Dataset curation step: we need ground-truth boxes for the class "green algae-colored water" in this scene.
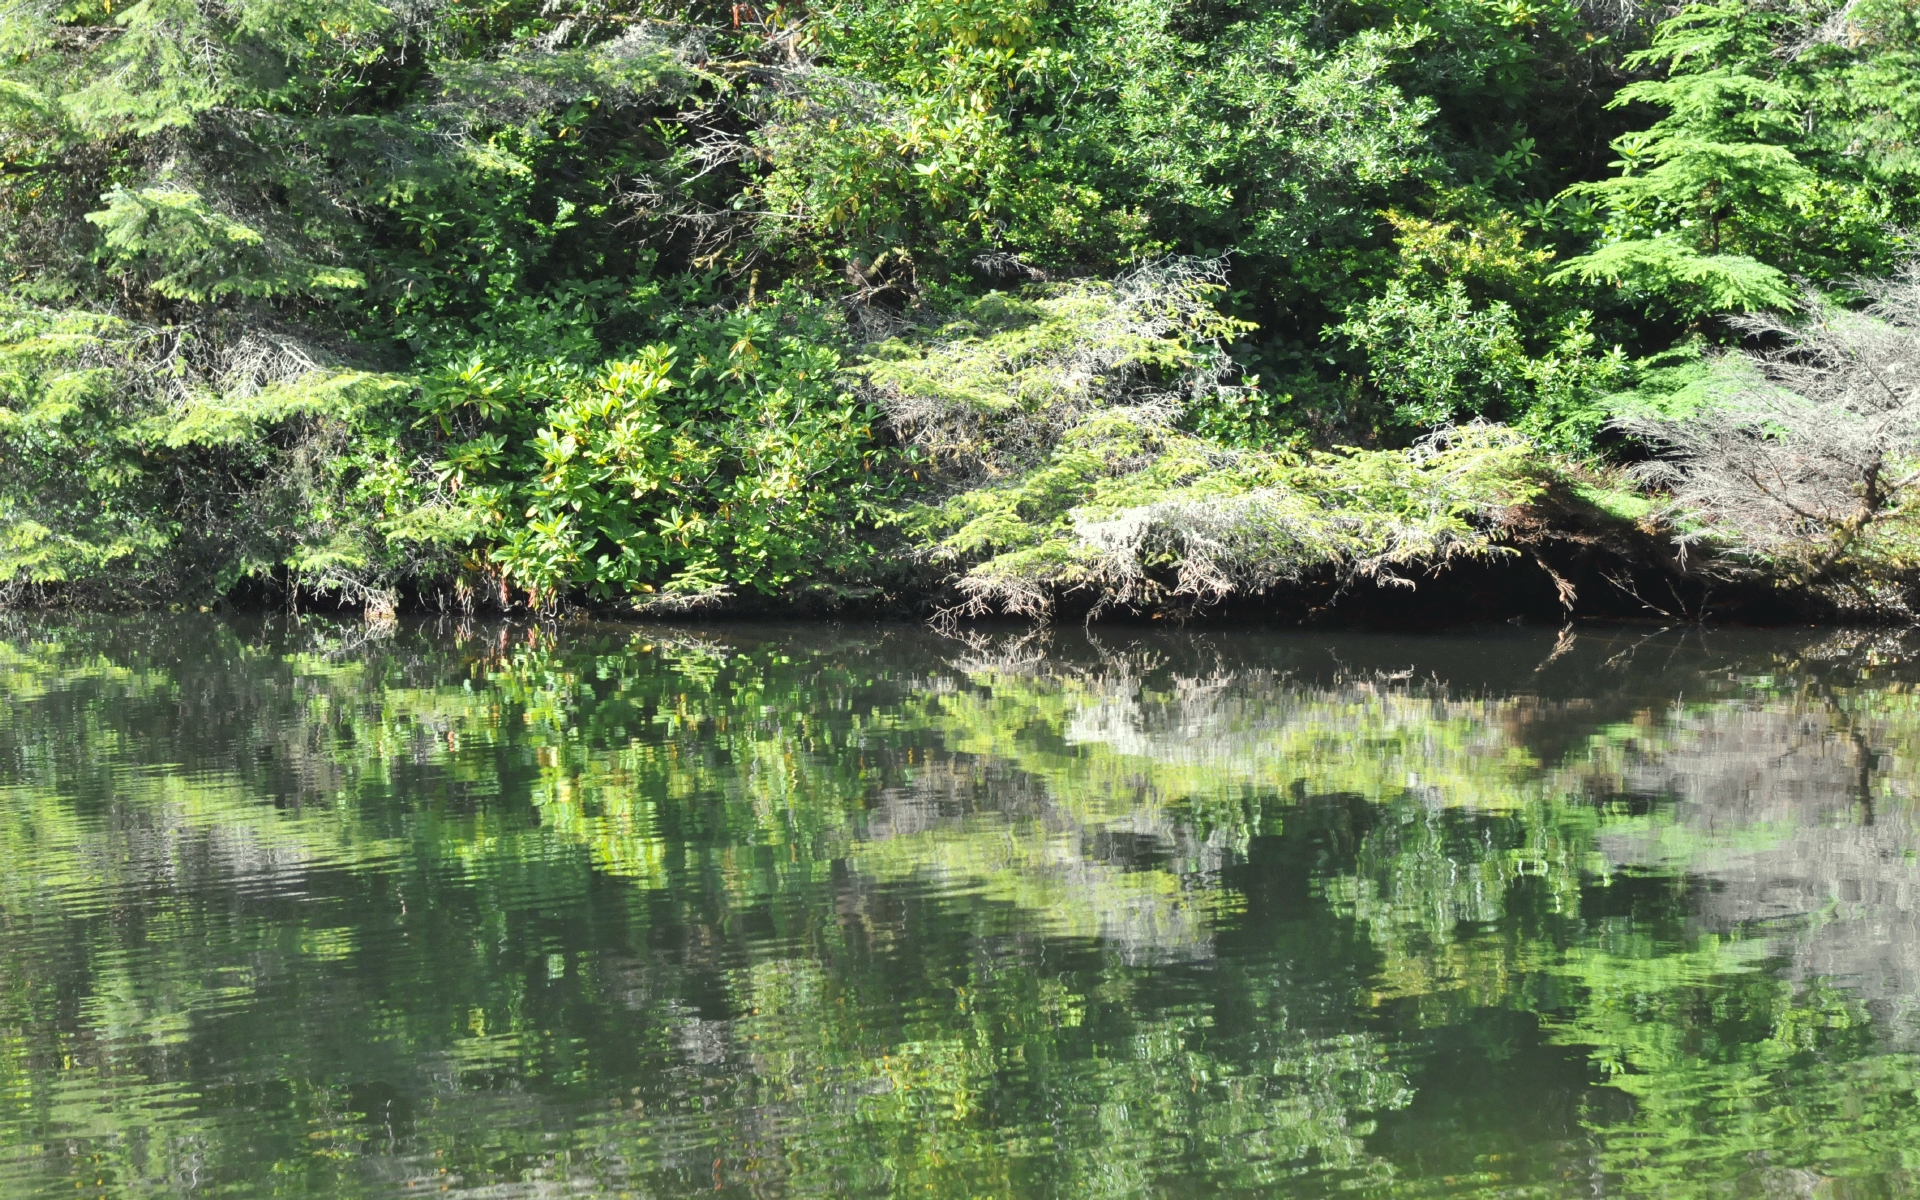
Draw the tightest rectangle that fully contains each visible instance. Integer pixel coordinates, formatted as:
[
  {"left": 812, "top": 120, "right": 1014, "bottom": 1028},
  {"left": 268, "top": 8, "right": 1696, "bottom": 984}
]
[{"left": 3, "top": 615, "right": 1919, "bottom": 1199}]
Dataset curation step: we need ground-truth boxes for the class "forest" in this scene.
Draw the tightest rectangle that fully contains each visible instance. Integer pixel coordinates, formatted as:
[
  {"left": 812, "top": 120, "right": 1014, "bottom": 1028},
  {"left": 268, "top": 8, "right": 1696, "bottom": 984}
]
[{"left": 4, "top": 0, "right": 1920, "bottom": 620}]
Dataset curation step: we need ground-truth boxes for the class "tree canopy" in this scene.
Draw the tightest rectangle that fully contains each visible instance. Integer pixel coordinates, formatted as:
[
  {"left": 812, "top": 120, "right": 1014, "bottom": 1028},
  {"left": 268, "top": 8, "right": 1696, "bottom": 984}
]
[{"left": 4, "top": 0, "right": 1920, "bottom": 616}]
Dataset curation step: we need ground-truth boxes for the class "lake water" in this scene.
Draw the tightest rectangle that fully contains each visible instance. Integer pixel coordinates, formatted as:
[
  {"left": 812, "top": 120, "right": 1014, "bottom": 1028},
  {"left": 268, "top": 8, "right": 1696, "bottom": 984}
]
[{"left": 2, "top": 615, "right": 1919, "bottom": 1199}]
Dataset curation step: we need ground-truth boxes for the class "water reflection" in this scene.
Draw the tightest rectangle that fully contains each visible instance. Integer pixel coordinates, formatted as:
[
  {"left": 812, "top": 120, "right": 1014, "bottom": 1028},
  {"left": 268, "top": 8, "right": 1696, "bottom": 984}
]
[{"left": 1, "top": 616, "right": 1918, "bottom": 1197}]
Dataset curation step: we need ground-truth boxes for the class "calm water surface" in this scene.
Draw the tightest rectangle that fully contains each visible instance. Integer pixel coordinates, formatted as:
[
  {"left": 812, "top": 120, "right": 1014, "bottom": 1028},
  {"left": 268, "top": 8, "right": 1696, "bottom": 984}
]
[{"left": 3, "top": 615, "right": 1919, "bottom": 1198}]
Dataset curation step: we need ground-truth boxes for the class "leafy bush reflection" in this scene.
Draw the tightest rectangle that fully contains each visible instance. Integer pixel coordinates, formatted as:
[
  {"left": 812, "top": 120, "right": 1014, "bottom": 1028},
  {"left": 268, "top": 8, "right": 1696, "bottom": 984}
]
[{"left": 3, "top": 619, "right": 1920, "bottom": 1196}]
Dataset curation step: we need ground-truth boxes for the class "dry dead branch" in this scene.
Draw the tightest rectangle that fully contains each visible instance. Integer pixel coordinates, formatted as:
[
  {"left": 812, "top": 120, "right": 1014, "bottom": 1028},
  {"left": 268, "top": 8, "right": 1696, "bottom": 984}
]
[{"left": 1619, "top": 264, "right": 1920, "bottom": 610}]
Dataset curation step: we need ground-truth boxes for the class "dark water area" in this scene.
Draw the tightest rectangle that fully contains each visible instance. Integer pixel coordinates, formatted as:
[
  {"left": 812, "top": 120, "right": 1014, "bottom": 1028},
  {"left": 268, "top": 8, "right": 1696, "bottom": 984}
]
[{"left": 2, "top": 615, "right": 1919, "bottom": 1199}]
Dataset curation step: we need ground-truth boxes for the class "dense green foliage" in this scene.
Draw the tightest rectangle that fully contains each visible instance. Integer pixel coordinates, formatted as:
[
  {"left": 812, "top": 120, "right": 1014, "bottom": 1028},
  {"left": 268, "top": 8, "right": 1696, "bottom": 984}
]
[{"left": 3, "top": 0, "right": 1920, "bottom": 613}]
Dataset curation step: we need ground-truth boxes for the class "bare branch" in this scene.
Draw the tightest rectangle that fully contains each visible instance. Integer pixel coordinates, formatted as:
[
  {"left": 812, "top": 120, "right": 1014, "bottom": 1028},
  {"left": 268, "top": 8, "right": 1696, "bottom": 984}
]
[{"left": 1618, "top": 264, "right": 1920, "bottom": 611}]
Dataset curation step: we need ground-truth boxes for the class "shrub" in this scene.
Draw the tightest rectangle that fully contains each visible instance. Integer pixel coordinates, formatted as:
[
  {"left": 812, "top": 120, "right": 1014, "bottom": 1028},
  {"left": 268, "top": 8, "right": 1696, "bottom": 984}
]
[{"left": 1620, "top": 266, "right": 1920, "bottom": 610}]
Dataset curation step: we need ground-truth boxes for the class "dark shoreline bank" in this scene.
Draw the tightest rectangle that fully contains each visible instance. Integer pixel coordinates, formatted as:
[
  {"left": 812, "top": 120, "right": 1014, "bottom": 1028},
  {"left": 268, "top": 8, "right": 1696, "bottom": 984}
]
[{"left": 0, "top": 555, "right": 1870, "bottom": 631}]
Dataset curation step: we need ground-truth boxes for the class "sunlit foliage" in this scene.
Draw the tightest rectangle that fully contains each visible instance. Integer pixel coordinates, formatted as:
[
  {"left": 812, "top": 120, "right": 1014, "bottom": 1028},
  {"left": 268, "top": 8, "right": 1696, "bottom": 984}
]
[{"left": 2, "top": 0, "right": 1920, "bottom": 614}]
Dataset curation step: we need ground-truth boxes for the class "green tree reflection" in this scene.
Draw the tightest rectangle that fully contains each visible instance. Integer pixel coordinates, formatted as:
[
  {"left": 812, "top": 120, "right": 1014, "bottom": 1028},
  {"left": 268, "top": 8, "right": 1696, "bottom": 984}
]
[{"left": 1, "top": 618, "right": 1918, "bottom": 1197}]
